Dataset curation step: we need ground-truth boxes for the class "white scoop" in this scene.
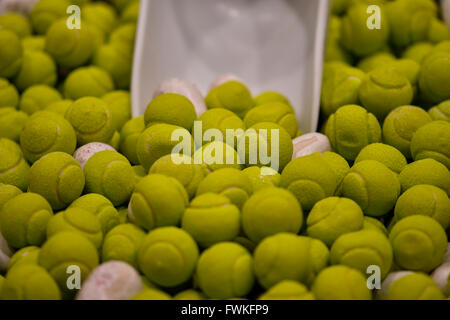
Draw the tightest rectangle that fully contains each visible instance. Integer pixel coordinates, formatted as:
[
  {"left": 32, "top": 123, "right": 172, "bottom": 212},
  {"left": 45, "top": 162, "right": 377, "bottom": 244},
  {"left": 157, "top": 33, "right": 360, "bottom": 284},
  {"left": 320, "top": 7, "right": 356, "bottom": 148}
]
[{"left": 131, "top": 0, "right": 330, "bottom": 133}]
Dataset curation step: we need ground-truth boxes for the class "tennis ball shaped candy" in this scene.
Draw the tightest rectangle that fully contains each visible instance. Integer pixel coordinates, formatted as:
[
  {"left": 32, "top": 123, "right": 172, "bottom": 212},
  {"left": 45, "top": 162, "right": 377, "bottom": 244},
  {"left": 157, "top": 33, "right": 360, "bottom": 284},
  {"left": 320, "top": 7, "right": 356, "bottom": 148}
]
[
  {"left": 402, "top": 42, "right": 434, "bottom": 64},
  {"left": 144, "top": 93, "right": 197, "bottom": 131},
  {"left": 14, "top": 49, "right": 57, "bottom": 91},
  {"left": 280, "top": 154, "right": 337, "bottom": 212},
  {"left": 46, "top": 208, "right": 103, "bottom": 249},
  {"left": 0, "top": 192, "right": 53, "bottom": 248},
  {"left": 28, "top": 152, "right": 85, "bottom": 210},
  {"left": 120, "top": 0, "right": 140, "bottom": 24},
  {"left": 390, "top": 215, "right": 447, "bottom": 272},
  {"left": 19, "top": 85, "right": 62, "bottom": 115},
  {"left": 359, "top": 67, "right": 414, "bottom": 120},
  {"left": 196, "top": 242, "right": 254, "bottom": 299},
  {"left": 355, "top": 143, "right": 408, "bottom": 174},
  {"left": 330, "top": 230, "right": 393, "bottom": 279},
  {"left": 73, "top": 142, "right": 116, "bottom": 169},
  {"left": 150, "top": 154, "right": 206, "bottom": 199},
  {"left": 182, "top": 193, "right": 240, "bottom": 248},
  {"left": 356, "top": 52, "right": 396, "bottom": 73},
  {"left": 102, "top": 223, "right": 146, "bottom": 269},
  {"left": 0, "top": 13, "right": 32, "bottom": 38},
  {"left": 428, "top": 100, "right": 450, "bottom": 121},
  {"left": 136, "top": 123, "right": 194, "bottom": 171},
  {"left": 43, "top": 99, "right": 73, "bottom": 117},
  {"left": 340, "top": 3, "right": 389, "bottom": 57},
  {"left": 197, "top": 108, "right": 245, "bottom": 145},
  {"left": 84, "top": 151, "right": 135, "bottom": 206},
  {"left": 315, "top": 151, "right": 350, "bottom": 186},
  {"left": 0, "top": 108, "right": 28, "bottom": 142},
  {"left": 382, "top": 106, "right": 432, "bottom": 159},
  {"left": 193, "top": 141, "right": 242, "bottom": 172},
  {"left": 306, "top": 197, "right": 364, "bottom": 247},
  {"left": 21, "top": 36, "right": 45, "bottom": 52},
  {"left": 45, "top": 19, "right": 97, "bottom": 69},
  {"left": 399, "top": 159, "right": 450, "bottom": 195},
  {"left": 7, "top": 246, "right": 40, "bottom": 271},
  {"left": 325, "top": 104, "right": 381, "bottom": 161},
  {"left": 0, "top": 29, "right": 23, "bottom": 79},
  {"left": 102, "top": 91, "right": 131, "bottom": 131},
  {"left": 363, "top": 216, "right": 388, "bottom": 235},
  {"left": 339, "top": 160, "right": 400, "bottom": 217},
  {"left": 120, "top": 116, "right": 145, "bottom": 165},
  {"left": 132, "top": 288, "right": 172, "bottom": 300},
  {"left": 419, "top": 52, "right": 450, "bottom": 103},
  {"left": 69, "top": 194, "right": 120, "bottom": 234},
  {"left": 129, "top": 174, "right": 188, "bottom": 230},
  {"left": 320, "top": 64, "right": 365, "bottom": 116},
  {"left": 63, "top": 67, "right": 115, "bottom": 100},
  {"left": 0, "top": 183, "right": 22, "bottom": 210},
  {"left": 242, "top": 166, "right": 280, "bottom": 192},
  {"left": 258, "top": 280, "right": 314, "bottom": 300},
  {"left": 312, "top": 265, "right": 371, "bottom": 300},
  {"left": 65, "top": 97, "right": 115, "bottom": 146},
  {"left": 411, "top": 121, "right": 450, "bottom": 170},
  {"left": 38, "top": 231, "right": 99, "bottom": 296},
  {"left": 29, "top": 0, "right": 70, "bottom": 35},
  {"left": 82, "top": 2, "right": 118, "bottom": 36},
  {"left": 243, "top": 102, "right": 298, "bottom": 138},
  {"left": 427, "top": 18, "right": 450, "bottom": 44},
  {"left": 383, "top": 272, "right": 446, "bottom": 300},
  {"left": 0, "top": 78, "right": 19, "bottom": 108},
  {"left": 205, "top": 80, "right": 255, "bottom": 118},
  {"left": 110, "top": 23, "right": 136, "bottom": 47},
  {"left": 0, "top": 264, "right": 61, "bottom": 300},
  {"left": 242, "top": 188, "right": 303, "bottom": 243},
  {"left": 394, "top": 185, "right": 450, "bottom": 229},
  {"left": 138, "top": 227, "right": 199, "bottom": 288},
  {"left": 254, "top": 91, "right": 292, "bottom": 108},
  {"left": 0, "top": 138, "right": 30, "bottom": 191},
  {"left": 196, "top": 168, "right": 252, "bottom": 209},
  {"left": 174, "top": 289, "right": 206, "bottom": 300}
]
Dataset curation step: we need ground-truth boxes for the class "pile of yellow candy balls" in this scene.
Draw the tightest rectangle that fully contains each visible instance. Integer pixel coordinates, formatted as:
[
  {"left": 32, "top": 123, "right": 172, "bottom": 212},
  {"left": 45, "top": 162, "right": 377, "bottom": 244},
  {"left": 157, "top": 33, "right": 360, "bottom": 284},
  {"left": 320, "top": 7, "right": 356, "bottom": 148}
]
[{"left": 0, "top": 0, "right": 449, "bottom": 300}]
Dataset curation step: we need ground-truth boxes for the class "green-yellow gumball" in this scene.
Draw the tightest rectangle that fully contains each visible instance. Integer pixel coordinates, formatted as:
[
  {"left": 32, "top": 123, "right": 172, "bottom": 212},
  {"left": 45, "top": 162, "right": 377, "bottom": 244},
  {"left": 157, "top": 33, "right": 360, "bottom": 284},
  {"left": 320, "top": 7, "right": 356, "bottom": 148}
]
[
  {"left": 312, "top": 265, "right": 371, "bottom": 300},
  {"left": 398, "top": 159, "right": 450, "bottom": 195},
  {"left": 0, "top": 138, "right": 30, "bottom": 191},
  {"left": 149, "top": 154, "right": 206, "bottom": 199},
  {"left": 0, "top": 192, "right": 53, "bottom": 249},
  {"left": 63, "top": 66, "right": 115, "bottom": 100},
  {"left": 382, "top": 106, "right": 432, "bottom": 159},
  {"left": 69, "top": 193, "right": 120, "bottom": 234},
  {"left": 83, "top": 150, "right": 135, "bottom": 206},
  {"left": 339, "top": 160, "right": 400, "bottom": 217},
  {"left": 119, "top": 116, "right": 145, "bottom": 165},
  {"left": 242, "top": 187, "right": 303, "bottom": 243},
  {"left": 330, "top": 229, "right": 393, "bottom": 279},
  {"left": 410, "top": 121, "right": 450, "bottom": 170},
  {"left": 14, "top": 49, "right": 57, "bottom": 91},
  {"left": 38, "top": 231, "right": 99, "bottom": 296},
  {"left": 30, "top": 0, "right": 70, "bottom": 35},
  {"left": 205, "top": 81, "right": 255, "bottom": 118},
  {"left": 136, "top": 123, "right": 194, "bottom": 171},
  {"left": 0, "top": 77, "right": 19, "bottom": 108},
  {"left": 383, "top": 272, "right": 446, "bottom": 300},
  {"left": 46, "top": 208, "right": 103, "bottom": 249},
  {"left": 355, "top": 143, "right": 407, "bottom": 174},
  {"left": 144, "top": 93, "right": 197, "bottom": 131},
  {"left": 394, "top": 184, "right": 450, "bottom": 229},
  {"left": 28, "top": 152, "right": 85, "bottom": 210},
  {"left": 0, "top": 264, "right": 61, "bottom": 300},
  {"left": 102, "top": 91, "right": 131, "bottom": 131},
  {"left": 306, "top": 197, "right": 364, "bottom": 247},
  {"left": 280, "top": 154, "right": 337, "bottom": 212},
  {"left": 128, "top": 174, "right": 188, "bottom": 230},
  {"left": 389, "top": 215, "right": 447, "bottom": 272},
  {"left": 20, "top": 111, "right": 76, "bottom": 163},
  {"left": 19, "top": 85, "right": 62, "bottom": 115},
  {"left": 196, "top": 242, "right": 254, "bottom": 299},
  {"left": 428, "top": 100, "right": 450, "bottom": 121},
  {"left": 137, "top": 227, "right": 199, "bottom": 288},
  {"left": 0, "top": 183, "right": 22, "bottom": 210},
  {"left": 258, "top": 280, "right": 314, "bottom": 300},
  {"left": 0, "top": 28, "right": 23, "bottom": 79},
  {"left": 0, "top": 108, "right": 28, "bottom": 142},
  {"left": 197, "top": 108, "right": 245, "bottom": 145},
  {"left": 65, "top": 97, "right": 115, "bottom": 145},
  {"left": 196, "top": 168, "right": 252, "bottom": 209},
  {"left": 182, "top": 193, "right": 240, "bottom": 248},
  {"left": 102, "top": 223, "right": 146, "bottom": 269},
  {"left": 325, "top": 104, "right": 381, "bottom": 161},
  {"left": 419, "top": 52, "right": 450, "bottom": 103},
  {"left": 359, "top": 67, "right": 414, "bottom": 120},
  {"left": 193, "top": 141, "right": 242, "bottom": 172}
]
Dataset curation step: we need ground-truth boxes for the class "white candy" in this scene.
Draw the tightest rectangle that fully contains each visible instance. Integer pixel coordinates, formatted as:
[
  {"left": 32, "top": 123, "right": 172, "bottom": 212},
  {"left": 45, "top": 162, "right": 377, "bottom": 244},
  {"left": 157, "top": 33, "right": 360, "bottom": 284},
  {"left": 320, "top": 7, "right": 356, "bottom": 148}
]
[
  {"left": 0, "top": 0, "right": 38, "bottom": 15},
  {"left": 292, "top": 133, "right": 331, "bottom": 159},
  {"left": 76, "top": 261, "right": 142, "bottom": 300},
  {"left": 73, "top": 142, "right": 116, "bottom": 169},
  {"left": 208, "top": 74, "right": 243, "bottom": 91},
  {"left": 432, "top": 262, "right": 450, "bottom": 292},
  {"left": 444, "top": 243, "right": 450, "bottom": 263},
  {"left": 0, "top": 231, "right": 13, "bottom": 272},
  {"left": 376, "top": 271, "right": 413, "bottom": 299},
  {"left": 153, "top": 78, "right": 207, "bottom": 117}
]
